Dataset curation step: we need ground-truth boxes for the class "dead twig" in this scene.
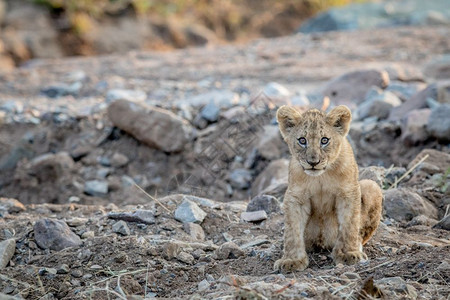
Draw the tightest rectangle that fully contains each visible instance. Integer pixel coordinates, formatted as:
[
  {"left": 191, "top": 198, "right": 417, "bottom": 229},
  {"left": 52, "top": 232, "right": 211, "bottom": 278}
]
[
  {"left": 134, "top": 183, "right": 171, "bottom": 213},
  {"left": 388, "top": 154, "right": 429, "bottom": 189},
  {"left": 275, "top": 279, "right": 296, "bottom": 293}
]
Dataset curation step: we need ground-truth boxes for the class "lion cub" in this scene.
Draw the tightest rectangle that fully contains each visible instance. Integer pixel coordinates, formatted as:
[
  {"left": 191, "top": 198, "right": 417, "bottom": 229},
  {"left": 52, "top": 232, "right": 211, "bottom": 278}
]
[{"left": 274, "top": 105, "right": 382, "bottom": 272}]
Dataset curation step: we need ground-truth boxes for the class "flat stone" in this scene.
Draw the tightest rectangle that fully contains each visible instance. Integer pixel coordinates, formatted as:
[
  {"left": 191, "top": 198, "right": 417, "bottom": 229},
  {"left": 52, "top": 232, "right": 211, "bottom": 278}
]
[
  {"left": 0, "top": 239, "right": 15, "bottom": 269},
  {"left": 241, "top": 210, "right": 268, "bottom": 222},
  {"left": 110, "top": 152, "right": 129, "bottom": 167},
  {"left": 389, "top": 84, "right": 437, "bottom": 121},
  {"left": 112, "top": 220, "right": 130, "bottom": 236},
  {"left": 34, "top": 219, "right": 82, "bottom": 251},
  {"left": 108, "top": 210, "right": 155, "bottom": 225},
  {"left": 198, "top": 279, "right": 210, "bottom": 292},
  {"left": 84, "top": 180, "right": 108, "bottom": 197},
  {"left": 174, "top": 200, "right": 207, "bottom": 224}
]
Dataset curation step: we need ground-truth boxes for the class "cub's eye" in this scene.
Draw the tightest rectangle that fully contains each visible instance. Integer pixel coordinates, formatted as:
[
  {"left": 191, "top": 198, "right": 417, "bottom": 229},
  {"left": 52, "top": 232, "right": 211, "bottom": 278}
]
[
  {"left": 298, "top": 137, "right": 307, "bottom": 147},
  {"left": 321, "top": 137, "right": 329, "bottom": 145}
]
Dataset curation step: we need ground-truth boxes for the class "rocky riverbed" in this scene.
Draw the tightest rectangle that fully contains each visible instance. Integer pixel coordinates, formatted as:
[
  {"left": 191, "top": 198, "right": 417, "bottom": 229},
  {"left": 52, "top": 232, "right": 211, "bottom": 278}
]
[{"left": 0, "top": 25, "right": 449, "bottom": 299}]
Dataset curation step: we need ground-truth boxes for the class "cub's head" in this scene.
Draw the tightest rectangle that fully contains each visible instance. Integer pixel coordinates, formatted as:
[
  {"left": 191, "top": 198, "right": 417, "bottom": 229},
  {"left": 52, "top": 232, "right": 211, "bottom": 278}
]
[{"left": 276, "top": 105, "right": 352, "bottom": 177}]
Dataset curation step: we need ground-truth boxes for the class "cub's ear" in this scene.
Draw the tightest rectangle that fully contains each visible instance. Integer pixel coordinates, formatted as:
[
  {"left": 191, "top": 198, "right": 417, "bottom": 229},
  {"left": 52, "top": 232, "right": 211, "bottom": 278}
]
[
  {"left": 326, "top": 105, "right": 352, "bottom": 136},
  {"left": 276, "top": 105, "right": 301, "bottom": 138}
]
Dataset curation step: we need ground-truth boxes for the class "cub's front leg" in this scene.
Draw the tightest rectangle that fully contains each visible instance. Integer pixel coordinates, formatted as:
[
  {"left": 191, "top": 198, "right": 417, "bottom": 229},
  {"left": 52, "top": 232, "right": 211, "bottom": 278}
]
[
  {"left": 332, "top": 188, "right": 368, "bottom": 265},
  {"left": 274, "top": 193, "right": 311, "bottom": 272}
]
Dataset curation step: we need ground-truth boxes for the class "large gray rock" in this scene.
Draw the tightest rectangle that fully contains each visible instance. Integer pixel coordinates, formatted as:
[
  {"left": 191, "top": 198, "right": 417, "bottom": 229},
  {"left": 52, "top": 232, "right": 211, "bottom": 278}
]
[
  {"left": 34, "top": 219, "right": 82, "bottom": 251},
  {"left": 427, "top": 104, "right": 450, "bottom": 142},
  {"left": 401, "top": 108, "right": 431, "bottom": 145},
  {"left": 174, "top": 200, "right": 207, "bottom": 224},
  {"left": 0, "top": 239, "right": 15, "bottom": 269},
  {"left": 433, "top": 215, "right": 450, "bottom": 231},
  {"left": 357, "top": 88, "right": 401, "bottom": 120},
  {"left": 383, "top": 189, "right": 438, "bottom": 222},
  {"left": 254, "top": 125, "right": 285, "bottom": 160},
  {"left": 407, "top": 149, "right": 450, "bottom": 174},
  {"left": 108, "top": 100, "right": 193, "bottom": 152},
  {"left": 389, "top": 84, "right": 437, "bottom": 121},
  {"left": 321, "top": 69, "right": 390, "bottom": 109}
]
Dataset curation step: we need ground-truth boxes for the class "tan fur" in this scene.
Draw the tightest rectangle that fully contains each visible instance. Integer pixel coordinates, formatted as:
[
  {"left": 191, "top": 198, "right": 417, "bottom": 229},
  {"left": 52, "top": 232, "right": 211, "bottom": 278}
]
[{"left": 274, "top": 105, "right": 382, "bottom": 272}]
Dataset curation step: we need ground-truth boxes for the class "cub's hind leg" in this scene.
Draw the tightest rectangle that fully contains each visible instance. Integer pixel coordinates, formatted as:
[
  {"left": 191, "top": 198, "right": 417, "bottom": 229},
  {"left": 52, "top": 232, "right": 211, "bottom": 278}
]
[{"left": 359, "top": 179, "right": 383, "bottom": 245}]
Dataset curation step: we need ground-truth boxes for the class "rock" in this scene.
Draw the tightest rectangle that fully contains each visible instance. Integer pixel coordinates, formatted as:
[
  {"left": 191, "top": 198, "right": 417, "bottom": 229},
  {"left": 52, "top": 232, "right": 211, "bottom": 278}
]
[
  {"left": 183, "top": 223, "right": 205, "bottom": 241},
  {"left": 401, "top": 108, "right": 431, "bottom": 145},
  {"left": 241, "top": 210, "right": 268, "bottom": 222},
  {"left": 359, "top": 166, "right": 386, "bottom": 187},
  {"left": 408, "top": 149, "right": 450, "bottom": 174},
  {"left": 174, "top": 200, "right": 207, "bottom": 224},
  {"left": 343, "top": 272, "right": 361, "bottom": 280},
  {"left": 84, "top": 180, "right": 108, "bottom": 197},
  {"left": 108, "top": 100, "right": 193, "bottom": 152},
  {"left": 105, "top": 89, "right": 147, "bottom": 103},
  {"left": 321, "top": 69, "right": 390, "bottom": 109},
  {"left": 0, "top": 239, "right": 15, "bottom": 269},
  {"left": 254, "top": 125, "right": 285, "bottom": 160},
  {"left": 108, "top": 210, "right": 156, "bottom": 225},
  {"left": 246, "top": 195, "right": 280, "bottom": 215},
  {"left": 423, "top": 55, "right": 450, "bottom": 80},
  {"left": 407, "top": 215, "right": 439, "bottom": 227},
  {"left": 27, "top": 152, "right": 75, "bottom": 182},
  {"left": 34, "top": 219, "right": 82, "bottom": 251},
  {"left": 198, "top": 279, "right": 210, "bottom": 292},
  {"left": 41, "top": 82, "right": 81, "bottom": 98},
  {"left": 65, "top": 217, "right": 88, "bottom": 227},
  {"left": 200, "top": 102, "right": 220, "bottom": 122},
  {"left": 0, "top": 198, "right": 26, "bottom": 214},
  {"left": 262, "top": 82, "right": 290, "bottom": 99},
  {"left": 389, "top": 84, "right": 437, "bottom": 121},
  {"left": 251, "top": 159, "right": 289, "bottom": 198},
  {"left": 177, "top": 251, "right": 194, "bottom": 264},
  {"left": 357, "top": 88, "right": 402, "bottom": 120},
  {"left": 110, "top": 152, "right": 129, "bottom": 168},
  {"left": 437, "top": 81, "right": 450, "bottom": 104},
  {"left": 112, "top": 220, "right": 131, "bottom": 236},
  {"left": 383, "top": 189, "right": 438, "bottom": 222},
  {"left": 57, "top": 264, "right": 70, "bottom": 274},
  {"left": 433, "top": 215, "right": 450, "bottom": 231},
  {"left": 376, "top": 277, "right": 417, "bottom": 299},
  {"left": 427, "top": 104, "right": 450, "bottom": 142},
  {"left": 386, "top": 81, "right": 426, "bottom": 101},
  {"left": 215, "top": 242, "right": 245, "bottom": 259},
  {"left": 228, "top": 169, "right": 252, "bottom": 190}
]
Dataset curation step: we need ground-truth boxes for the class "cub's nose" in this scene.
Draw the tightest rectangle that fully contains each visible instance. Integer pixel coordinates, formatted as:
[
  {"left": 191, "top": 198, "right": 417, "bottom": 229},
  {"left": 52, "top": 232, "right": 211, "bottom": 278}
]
[{"left": 307, "top": 160, "right": 320, "bottom": 167}]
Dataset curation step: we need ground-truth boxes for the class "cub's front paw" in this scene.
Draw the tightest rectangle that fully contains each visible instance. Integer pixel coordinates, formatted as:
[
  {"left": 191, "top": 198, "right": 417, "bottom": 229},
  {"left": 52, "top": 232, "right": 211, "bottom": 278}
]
[
  {"left": 333, "top": 251, "right": 368, "bottom": 265},
  {"left": 274, "top": 256, "right": 309, "bottom": 272}
]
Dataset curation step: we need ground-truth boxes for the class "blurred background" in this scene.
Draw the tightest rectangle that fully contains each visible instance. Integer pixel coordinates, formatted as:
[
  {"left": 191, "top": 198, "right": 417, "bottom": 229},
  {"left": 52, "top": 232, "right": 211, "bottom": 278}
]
[{"left": 1, "top": 0, "right": 448, "bottom": 71}]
